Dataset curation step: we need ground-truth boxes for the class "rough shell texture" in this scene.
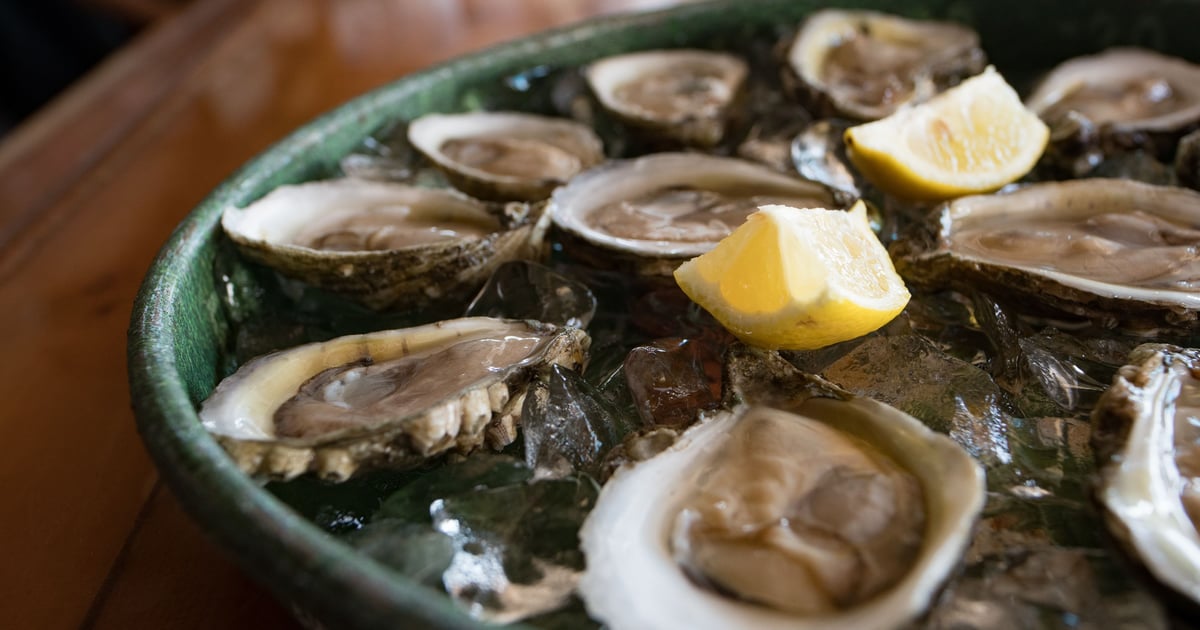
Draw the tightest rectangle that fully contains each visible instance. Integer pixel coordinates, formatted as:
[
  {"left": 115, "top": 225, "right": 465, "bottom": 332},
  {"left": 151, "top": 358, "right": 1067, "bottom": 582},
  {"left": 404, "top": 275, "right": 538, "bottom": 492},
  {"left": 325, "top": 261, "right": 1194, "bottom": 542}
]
[
  {"left": 407, "top": 111, "right": 605, "bottom": 201},
  {"left": 578, "top": 345, "right": 985, "bottom": 630},
  {"left": 221, "top": 179, "right": 547, "bottom": 310},
  {"left": 1092, "top": 344, "right": 1200, "bottom": 610},
  {"left": 199, "top": 317, "right": 589, "bottom": 481},
  {"left": 893, "top": 179, "right": 1200, "bottom": 331}
]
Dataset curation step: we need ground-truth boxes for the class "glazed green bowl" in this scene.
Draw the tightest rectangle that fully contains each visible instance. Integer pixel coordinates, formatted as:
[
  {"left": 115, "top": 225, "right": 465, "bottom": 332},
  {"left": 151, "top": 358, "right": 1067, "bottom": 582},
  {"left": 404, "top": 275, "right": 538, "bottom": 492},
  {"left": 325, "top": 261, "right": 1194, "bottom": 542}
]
[{"left": 128, "top": 0, "right": 1200, "bottom": 628}]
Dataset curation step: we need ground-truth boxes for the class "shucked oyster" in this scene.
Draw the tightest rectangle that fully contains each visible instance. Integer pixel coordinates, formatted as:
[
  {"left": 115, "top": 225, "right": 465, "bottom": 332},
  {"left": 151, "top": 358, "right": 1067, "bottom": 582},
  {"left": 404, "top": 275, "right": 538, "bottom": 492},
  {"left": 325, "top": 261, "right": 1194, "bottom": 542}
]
[
  {"left": 549, "top": 153, "right": 841, "bottom": 276},
  {"left": 1028, "top": 48, "right": 1200, "bottom": 172},
  {"left": 785, "top": 9, "right": 985, "bottom": 121},
  {"left": 408, "top": 111, "right": 604, "bottom": 201},
  {"left": 221, "top": 179, "right": 545, "bottom": 310},
  {"left": 1092, "top": 344, "right": 1200, "bottom": 608},
  {"left": 894, "top": 179, "right": 1200, "bottom": 330},
  {"left": 579, "top": 351, "right": 985, "bottom": 629},
  {"left": 199, "top": 317, "right": 588, "bottom": 481},
  {"left": 585, "top": 49, "right": 749, "bottom": 147}
]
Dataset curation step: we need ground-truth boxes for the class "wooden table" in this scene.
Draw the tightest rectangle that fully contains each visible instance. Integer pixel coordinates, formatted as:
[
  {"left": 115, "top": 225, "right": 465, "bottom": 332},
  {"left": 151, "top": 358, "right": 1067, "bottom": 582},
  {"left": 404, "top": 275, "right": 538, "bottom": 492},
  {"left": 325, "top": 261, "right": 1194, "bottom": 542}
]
[{"left": 0, "top": 1, "right": 691, "bottom": 627}]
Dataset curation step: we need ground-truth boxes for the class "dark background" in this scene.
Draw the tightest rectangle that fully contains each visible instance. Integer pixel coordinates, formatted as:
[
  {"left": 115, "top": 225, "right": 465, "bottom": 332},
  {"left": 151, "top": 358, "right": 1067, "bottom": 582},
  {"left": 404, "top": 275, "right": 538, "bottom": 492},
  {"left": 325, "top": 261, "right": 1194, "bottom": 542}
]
[{"left": 0, "top": 0, "right": 187, "bottom": 136}]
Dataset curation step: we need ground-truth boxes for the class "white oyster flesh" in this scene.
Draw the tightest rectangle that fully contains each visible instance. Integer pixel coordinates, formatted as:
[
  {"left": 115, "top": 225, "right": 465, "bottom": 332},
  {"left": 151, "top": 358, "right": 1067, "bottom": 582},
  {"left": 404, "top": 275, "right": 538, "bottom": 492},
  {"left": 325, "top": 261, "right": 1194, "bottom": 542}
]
[
  {"left": 1027, "top": 48, "right": 1200, "bottom": 133},
  {"left": 579, "top": 402, "right": 985, "bottom": 630},
  {"left": 937, "top": 179, "right": 1200, "bottom": 308},
  {"left": 1095, "top": 345, "right": 1200, "bottom": 605},
  {"left": 550, "top": 153, "right": 839, "bottom": 259}
]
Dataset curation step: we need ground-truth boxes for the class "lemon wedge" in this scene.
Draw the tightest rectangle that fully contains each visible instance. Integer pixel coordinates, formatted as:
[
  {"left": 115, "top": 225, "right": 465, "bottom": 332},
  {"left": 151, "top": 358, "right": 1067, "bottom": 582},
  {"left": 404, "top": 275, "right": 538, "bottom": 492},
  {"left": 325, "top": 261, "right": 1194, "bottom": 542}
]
[
  {"left": 673, "top": 202, "right": 909, "bottom": 350},
  {"left": 844, "top": 66, "right": 1049, "bottom": 201}
]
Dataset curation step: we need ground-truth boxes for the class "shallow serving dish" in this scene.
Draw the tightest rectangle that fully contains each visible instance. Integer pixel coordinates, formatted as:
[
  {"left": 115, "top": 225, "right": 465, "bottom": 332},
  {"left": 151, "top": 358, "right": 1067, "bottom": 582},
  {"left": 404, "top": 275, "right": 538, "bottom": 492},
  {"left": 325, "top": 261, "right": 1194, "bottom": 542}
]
[{"left": 128, "top": 0, "right": 1200, "bottom": 628}]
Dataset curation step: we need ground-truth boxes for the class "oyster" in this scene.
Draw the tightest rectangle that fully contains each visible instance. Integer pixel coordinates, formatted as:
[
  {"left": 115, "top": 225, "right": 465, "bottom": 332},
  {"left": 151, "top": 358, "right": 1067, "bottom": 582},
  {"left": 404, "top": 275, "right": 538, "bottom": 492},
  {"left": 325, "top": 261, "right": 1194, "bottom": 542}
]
[
  {"left": 785, "top": 9, "right": 985, "bottom": 121},
  {"left": 199, "top": 317, "right": 588, "bottom": 481},
  {"left": 894, "top": 179, "right": 1200, "bottom": 330},
  {"left": 407, "top": 111, "right": 604, "bottom": 201},
  {"left": 1092, "top": 344, "right": 1200, "bottom": 608},
  {"left": 549, "top": 152, "right": 842, "bottom": 276},
  {"left": 584, "top": 49, "right": 749, "bottom": 147},
  {"left": 1028, "top": 48, "right": 1200, "bottom": 171},
  {"left": 221, "top": 179, "right": 545, "bottom": 310},
  {"left": 579, "top": 350, "right": 985, "bottom": 629}
]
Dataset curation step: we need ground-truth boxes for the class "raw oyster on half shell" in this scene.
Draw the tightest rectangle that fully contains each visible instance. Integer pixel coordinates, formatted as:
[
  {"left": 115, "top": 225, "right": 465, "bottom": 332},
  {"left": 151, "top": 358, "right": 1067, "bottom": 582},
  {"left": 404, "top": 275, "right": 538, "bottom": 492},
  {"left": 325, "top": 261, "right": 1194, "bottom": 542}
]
[
  {"left": 199, "top": 317, "right": 589, "bottom": 481},
  {"left": 1092, "top": 344, "right": 1200, "bottom": 608},
  {"left": 221, "top": 179, "right": 546, "bottom": 310},
  {"left": 584, "top": 49, "right": 749, "bottom": 147},
  {"left": 894, "top": 178, "right": 1200, "bottom": 330},
  {"left": 785, "top": 9, "right": 985, "bottom": 121},
  {"left": 1028, "top": 48, "right": 1200, "bottom": 174},
  {"left": 407, "top": 111, "right": 604, "bottom": 201},
  {"left": 549, "top": 152, "right": 842, "bottom": 276},
  {"left": 579, "top": 348, "right": 984, "bottom": 630}
]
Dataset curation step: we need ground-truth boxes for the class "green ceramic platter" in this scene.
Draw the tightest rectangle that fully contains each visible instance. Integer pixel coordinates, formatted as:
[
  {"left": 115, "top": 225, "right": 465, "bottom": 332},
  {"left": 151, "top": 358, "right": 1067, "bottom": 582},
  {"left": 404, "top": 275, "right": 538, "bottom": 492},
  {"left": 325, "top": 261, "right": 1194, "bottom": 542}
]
[{"left": 129, "top": 0, "right": 1200, "bottom": 628}]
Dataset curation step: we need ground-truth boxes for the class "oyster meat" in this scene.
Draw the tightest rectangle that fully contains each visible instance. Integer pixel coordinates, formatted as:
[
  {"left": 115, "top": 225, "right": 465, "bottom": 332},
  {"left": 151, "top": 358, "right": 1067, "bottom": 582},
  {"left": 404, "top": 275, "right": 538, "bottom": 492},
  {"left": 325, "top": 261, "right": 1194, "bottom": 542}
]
[
  {"left": 407, "top": 111, "right": 604, "bottom": 201},
  {"left": 1093, "top": 344, "right": 1200, "bottom": 607},
  {"left": 221, "top": 179, "right": 545, "bottom": 310},
  {"left": 585, "top": 49, "right": 749, "bottom": 147},
  {"left": 549, "top": 152, "right": 841, "bottom": 276},
  {"left": 894, "top": 178, "right": 1200, "bottom": 330},
  {"left": 1028, "top": 48, "right": 1200, "bottom": 169},
  {"left": 786, "top": 9, "right": 985, "bottom": 121},
  {"left": 199, "top": 317, "right": 588, "bottom": 481},
  {"left": 579, "top": 361, "right": 985, "bottom": 630}
]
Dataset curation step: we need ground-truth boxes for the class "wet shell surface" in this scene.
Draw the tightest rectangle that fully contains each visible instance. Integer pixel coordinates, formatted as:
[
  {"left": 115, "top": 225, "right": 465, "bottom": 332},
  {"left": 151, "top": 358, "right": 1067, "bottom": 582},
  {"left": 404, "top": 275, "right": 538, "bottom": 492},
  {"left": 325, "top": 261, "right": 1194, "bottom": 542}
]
[
  {"left": 894, "top": 178, "right": 1200, "bottom": 330},
  {"left": 1092, "top": 344, "right": 1200, "bottom": 608},
  {"left": 579, "top": 358, "right": 985, "bottom": 630},
  {"left": 549, "top": 152, "right": 842, "bottom": 276},
  {"left": 1028, "top": 48, "right": 1200, "bottom": 138},
  {"left": 221, "top": 179, "right": 546, "bottom": 310},
  {"left": 786, "top": 9, "right": 985, "bottom": 121},
  {"left": 199, "top": 317, "right": 589, "bottom": 481},
  {"left": 407, "top": 111, "right": 605, "bottom": 201},
  {"left": 584, "top": 49, "right": 749, "bottom": 147}
]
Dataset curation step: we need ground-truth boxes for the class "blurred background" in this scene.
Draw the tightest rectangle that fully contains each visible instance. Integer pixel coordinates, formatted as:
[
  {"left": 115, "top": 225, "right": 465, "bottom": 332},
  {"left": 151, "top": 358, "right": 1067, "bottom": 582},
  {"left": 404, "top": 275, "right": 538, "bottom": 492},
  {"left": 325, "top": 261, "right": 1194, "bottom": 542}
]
[
  {"left": 0, "top": 0, "right": 194, "bottom": 136},
  {"left": 0, "top": 0, "right": 691, "bottom": 138}
]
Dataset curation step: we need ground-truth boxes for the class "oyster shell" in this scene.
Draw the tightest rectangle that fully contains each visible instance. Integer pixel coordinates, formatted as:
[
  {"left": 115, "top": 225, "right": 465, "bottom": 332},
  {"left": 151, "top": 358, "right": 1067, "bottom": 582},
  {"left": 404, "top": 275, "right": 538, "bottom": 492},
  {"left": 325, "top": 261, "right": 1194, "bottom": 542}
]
[
  {"left": 785, "top": 9, "right": 985, "bottom": 121},
  {"left": 894, "top": 179, "right": 1200, "bottom": 330},
  {"left": 221, "top": 179, "right": 545, "bottom": 310},
  {"left": 584, "top": 49, "right": 749, "bottom": 147},
  {"left": 407, "top": 111, "right": 604, "bottom": 201},
  {"left": 199, "top": 317, "right": 588, "bottom": 481},
  {"left": 1028, "top": 48, "right": 1200, "bottom": 171},
  {"left": 549, "top": 152, "right": 842, "bottom": 276},
  {"left": 1092, "top": 344, "right": 1200, "bottom": 608},
  {"left": 579, "top": 349, "right": 985, "bottom": 629}
]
